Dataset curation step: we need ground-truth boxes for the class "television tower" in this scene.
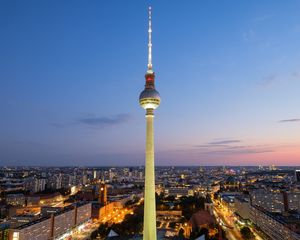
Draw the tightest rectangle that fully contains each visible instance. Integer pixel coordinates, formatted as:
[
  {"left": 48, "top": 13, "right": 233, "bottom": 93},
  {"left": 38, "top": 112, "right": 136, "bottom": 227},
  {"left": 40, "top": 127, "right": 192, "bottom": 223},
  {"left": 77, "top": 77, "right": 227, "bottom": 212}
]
[{"left": 139, "top": 6, "right": 160, "bottom": 240}]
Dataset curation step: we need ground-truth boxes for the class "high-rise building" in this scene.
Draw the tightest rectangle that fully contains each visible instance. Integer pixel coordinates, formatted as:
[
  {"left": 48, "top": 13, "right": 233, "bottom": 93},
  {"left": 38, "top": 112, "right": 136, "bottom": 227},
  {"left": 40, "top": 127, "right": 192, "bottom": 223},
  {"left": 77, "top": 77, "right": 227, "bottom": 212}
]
[
  {"left": 139, "top": 7, "right": 161, "bottom": 240},
  {"left": 295, "top": 170, "right": 300, "bottom": 183}
]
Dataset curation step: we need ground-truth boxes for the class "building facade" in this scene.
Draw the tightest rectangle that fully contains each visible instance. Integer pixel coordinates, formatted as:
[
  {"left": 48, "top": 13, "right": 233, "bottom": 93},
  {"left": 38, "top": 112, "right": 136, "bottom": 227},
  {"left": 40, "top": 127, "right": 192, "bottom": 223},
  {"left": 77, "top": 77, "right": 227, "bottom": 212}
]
[
  {"left": 249, "top": 205, "right": 300, "bottom": 240},
  {"left": 9, "top": 202, "right": 92, "bottom": 240}
]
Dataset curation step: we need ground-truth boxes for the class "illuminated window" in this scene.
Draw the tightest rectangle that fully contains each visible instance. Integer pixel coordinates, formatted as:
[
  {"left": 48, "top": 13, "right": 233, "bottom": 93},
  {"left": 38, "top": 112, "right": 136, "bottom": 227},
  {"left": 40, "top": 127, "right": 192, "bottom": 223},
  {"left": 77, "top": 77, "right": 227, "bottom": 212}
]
[{"left": 12, "top": 232, "right": 19, "bottom": 240}]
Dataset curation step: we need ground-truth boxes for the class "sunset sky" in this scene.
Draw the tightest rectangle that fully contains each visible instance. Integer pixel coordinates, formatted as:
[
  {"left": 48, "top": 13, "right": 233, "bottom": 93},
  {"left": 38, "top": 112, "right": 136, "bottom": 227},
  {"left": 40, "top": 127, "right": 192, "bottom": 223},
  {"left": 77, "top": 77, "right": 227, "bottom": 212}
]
[{"left": 1, "top": 1, "right": 300, "bottom": 166}]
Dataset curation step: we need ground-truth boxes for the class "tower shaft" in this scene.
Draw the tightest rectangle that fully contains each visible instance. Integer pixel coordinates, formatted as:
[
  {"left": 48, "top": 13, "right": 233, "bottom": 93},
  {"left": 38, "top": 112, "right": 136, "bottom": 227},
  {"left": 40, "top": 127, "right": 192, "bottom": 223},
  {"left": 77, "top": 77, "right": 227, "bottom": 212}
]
[{"left": 143, "top": 109, "right": 156, "bottom": 240}]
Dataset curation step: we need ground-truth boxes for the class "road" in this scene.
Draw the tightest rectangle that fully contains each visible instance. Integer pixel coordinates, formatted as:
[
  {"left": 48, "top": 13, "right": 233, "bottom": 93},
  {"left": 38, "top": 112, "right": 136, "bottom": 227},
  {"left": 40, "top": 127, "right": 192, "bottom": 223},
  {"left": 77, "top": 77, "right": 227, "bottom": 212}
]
[
  {"left": 212, "top": 199, "right": 264, "bottom": 240},
  {"left": 213, "top": 205, "right": 242, "bottom": 240}
]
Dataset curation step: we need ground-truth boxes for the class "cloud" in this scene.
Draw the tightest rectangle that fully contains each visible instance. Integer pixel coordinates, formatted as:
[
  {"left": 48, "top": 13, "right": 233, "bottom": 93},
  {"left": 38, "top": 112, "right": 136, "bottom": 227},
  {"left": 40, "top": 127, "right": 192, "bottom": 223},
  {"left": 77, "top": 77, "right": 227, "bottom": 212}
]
[
  {"left": 279, "top": 119, "right": 300, "bottom": 123},
  {"left": 191, "top": 145, "right": 274, "bottom": 155},
  {"left": 208, "top": 139, "right": 241, "bottom": 145},
  {"left": 50, "top": 122, "right": 70, "bottom": 128},
  {"left": 242, "top": 29, "right": 255, "bottom": 42},
  {"left": 292, "top": 72, "right": 300, "bottom": 80},
  {"left": 260, "top": 74, "right": 277, "bottom": 87},
  {"left": 201, "top": 147, "right": 274, "bottom": 155},
  {"left": 78, "top": 114, "right": 130, "bottom": 127},
  {"left": 259, "top": 70, "right": 300, "bottom": 89},
  {"left": 50, "top": 113, "right": 131, "bottom": 129},
  {"left": 253, "top": 14, "right": 273, "bottom": 23},
  {"left": 186, "top": 138, "right": 275, "bottom": 156}
]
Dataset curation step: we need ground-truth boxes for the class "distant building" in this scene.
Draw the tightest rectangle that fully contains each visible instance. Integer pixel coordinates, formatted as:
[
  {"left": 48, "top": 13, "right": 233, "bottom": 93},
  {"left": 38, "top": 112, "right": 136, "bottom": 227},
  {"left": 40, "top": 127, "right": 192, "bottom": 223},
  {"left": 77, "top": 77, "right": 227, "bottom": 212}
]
[
  {"left": 189, "top": 210, "right": 215, "bottom": 233},
  {"left": 295, "top": 170, "right": 300, "bottom": 183},
  {"left": 234, "top": 196, "right": 250, "bottom": 220},
  {"left": 6, "top": 194, "right": 25, "bottom": 207},
  {"left": 33, "top": 178, "right": 46, "bottom": 193},
  {"left": 47, "top": 174, "right": 62, "bottom": 190},
  {"left": 165, "top": 187, "right": 193, "bottom": 198},
  {"left": 287, "top": 191, "right": 300, "bottom": 211},
  {"left": 109, "top": 169, "right": 115, "bottom": 182},
  {"left": 269, "top": 165, "right": 276, "bottom": 171},
  {"left": 250, "top": 189, "right": 300, "bottom": 213},
  {"left": 0, "top": 223, "right": 10, "bottom": 240},
  {"left": 26, "top": 196, "right": 40, "bottom": 206},
  {"left": 80, "top": 186, "right": 96, "bottom": 201},
  {"left": 220, "top": 193, "right": 237, "bottom": 211},
  {"left": 204, "top": 195, "right": 214, "bottom": 215},
  {"left": 222, "top": 176, "right": 239, "bottom": 191},
  {"left": 61, "top": 174, "right": 71, "bottom": 188}
]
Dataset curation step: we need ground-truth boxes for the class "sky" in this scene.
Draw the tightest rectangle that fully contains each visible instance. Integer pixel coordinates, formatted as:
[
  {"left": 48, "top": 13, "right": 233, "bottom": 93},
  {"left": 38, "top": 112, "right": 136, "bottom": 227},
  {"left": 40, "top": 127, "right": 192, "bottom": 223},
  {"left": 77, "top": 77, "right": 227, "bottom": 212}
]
[{"left": 0, "top": 1, "right": 300, "bottom": 166}]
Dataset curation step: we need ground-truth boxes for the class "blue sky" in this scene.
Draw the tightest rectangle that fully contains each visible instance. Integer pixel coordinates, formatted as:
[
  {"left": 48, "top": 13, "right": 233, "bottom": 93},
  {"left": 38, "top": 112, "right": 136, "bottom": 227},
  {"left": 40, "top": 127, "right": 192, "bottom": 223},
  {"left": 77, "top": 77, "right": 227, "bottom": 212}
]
[{"left": 1, "top": 1, "right": 300, "bottom": 166}]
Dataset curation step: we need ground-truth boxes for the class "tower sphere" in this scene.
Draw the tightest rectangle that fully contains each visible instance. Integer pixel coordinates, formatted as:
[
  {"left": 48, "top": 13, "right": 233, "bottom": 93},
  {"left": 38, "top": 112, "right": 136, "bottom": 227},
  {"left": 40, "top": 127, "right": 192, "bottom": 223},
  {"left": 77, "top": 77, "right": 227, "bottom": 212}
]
[{"left": 139, "top": 88, "right": 160, "bottom": 109}]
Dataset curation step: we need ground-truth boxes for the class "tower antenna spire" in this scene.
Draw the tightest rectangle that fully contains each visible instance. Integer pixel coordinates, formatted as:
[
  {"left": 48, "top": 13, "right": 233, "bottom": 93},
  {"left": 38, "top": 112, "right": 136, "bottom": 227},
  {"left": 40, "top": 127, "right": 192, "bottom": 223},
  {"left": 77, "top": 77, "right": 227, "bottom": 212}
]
[{"left": 147, "top": 6, "right": 152, "bottom": 71}]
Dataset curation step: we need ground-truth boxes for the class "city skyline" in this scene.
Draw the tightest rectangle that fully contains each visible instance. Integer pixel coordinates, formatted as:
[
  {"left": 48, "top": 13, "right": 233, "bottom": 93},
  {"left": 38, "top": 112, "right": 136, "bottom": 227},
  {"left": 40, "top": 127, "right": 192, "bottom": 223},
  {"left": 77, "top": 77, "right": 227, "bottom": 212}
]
[{"left": 1, "top": 1, "right": 300, "bottom": 166}]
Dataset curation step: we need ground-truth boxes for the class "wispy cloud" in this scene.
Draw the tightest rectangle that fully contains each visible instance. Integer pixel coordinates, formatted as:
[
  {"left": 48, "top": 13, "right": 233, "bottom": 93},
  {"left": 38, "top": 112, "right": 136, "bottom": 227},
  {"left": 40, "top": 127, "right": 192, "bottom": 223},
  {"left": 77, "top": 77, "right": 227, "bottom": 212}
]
[
  {"left": 50, "top": 122, "right": 70, "bottom": 128},
  {"left": 260, "top": 74, "right": 277, "bottom": 87},
  {"left": 185, "top": 138, "right": 275, "bottom": 156},
  {"left": 253, "top": 14, "right": 274, "bottom": 23},
  {"left": 208, "top": 139, "right": 241, "bottom": 145},
  {"left": 292, "top": 72, "right": 300, "bottom": 80},
  {"left": 201, "top": 147, "right": 274, "bottom": 155},
  {"left": 78, "top": 114, "right": 130, "bottom": 127},
  {"left": 279, "top": 118, "right": 300, "bottom": 123},
  {"left": 242, "top": 29, "right": 255, "bottom": 42},
  {"left": 259, "top": 71, "right": 300, "bottom": 89},
  {"left": 50, "top": 113, "right": 131, "bottom": 129}
]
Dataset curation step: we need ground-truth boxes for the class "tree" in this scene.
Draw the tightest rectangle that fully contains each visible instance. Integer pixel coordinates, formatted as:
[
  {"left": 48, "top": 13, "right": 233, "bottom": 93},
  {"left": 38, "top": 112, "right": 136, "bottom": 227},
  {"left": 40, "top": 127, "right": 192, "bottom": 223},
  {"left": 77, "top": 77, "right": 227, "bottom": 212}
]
[
  {"left": 98, "top": 223, "right": 110, "bottom": 238},
  {"left": 169, "top": 222, "right": 177, "bottom": 229},
  {"left": 178, "top": 228, "right": 185, "bottom": 238},
  {"left": 90, "top": 230, "right": 99, "bottom": 239},
  {"left": 165, "top": 195, "right": 176, "bottom": 202},
  {"left": 240, "top": 226, "right": 254, "bottom": 240},
  {"left": 90, "top": 223, "right": 109, "bottom": 239},
  {"left": 178, "top": 196, "right": 205, "bottom": 220},
  {"left": 110, "top": 205, "right": 144, "bottom": 236}
]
